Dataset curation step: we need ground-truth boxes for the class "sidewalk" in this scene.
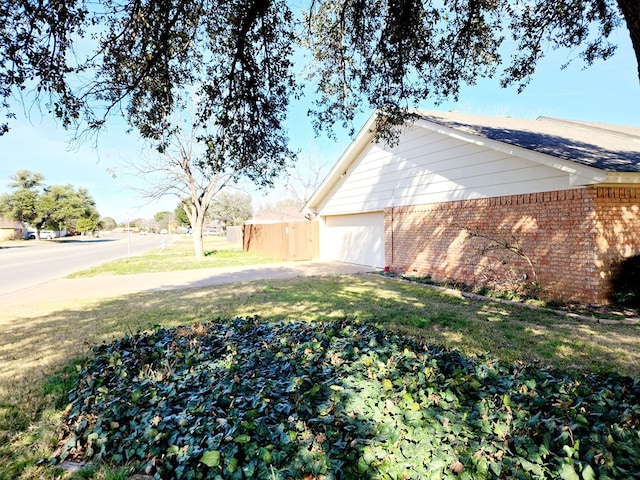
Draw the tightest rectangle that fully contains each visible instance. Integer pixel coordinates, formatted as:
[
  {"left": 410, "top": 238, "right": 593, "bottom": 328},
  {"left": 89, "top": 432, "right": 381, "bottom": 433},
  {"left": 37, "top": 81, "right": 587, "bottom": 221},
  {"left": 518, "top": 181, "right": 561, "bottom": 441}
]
[{"left": 2, "top": 261, "right": 370, "bottom": 307}]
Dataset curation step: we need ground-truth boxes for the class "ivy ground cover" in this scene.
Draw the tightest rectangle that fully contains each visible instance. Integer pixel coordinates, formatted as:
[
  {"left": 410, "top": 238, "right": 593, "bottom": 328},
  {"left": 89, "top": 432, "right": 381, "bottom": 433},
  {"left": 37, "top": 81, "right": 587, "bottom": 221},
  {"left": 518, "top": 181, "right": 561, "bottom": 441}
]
[{"left": 57, "top": 318, "right": 640, "bottom": 479}]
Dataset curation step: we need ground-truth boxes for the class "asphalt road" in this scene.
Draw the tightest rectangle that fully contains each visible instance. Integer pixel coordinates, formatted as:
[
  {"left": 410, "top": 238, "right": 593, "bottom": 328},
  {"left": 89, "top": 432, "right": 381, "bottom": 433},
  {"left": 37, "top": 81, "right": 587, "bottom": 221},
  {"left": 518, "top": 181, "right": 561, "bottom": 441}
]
[{"left": 0, "top": 232, "right": 173, "bottom": 298}]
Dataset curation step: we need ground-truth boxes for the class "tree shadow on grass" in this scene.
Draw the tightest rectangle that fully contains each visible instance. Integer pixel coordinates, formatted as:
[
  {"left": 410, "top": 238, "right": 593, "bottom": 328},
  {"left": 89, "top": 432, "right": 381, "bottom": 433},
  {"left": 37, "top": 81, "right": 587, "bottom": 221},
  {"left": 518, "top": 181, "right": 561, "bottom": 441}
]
[
  {"left": 2, "top": 275, "right": 640, "bottom": 477},
  {"left": 2, "top": 275, "right": 640, "bottom": 404}
]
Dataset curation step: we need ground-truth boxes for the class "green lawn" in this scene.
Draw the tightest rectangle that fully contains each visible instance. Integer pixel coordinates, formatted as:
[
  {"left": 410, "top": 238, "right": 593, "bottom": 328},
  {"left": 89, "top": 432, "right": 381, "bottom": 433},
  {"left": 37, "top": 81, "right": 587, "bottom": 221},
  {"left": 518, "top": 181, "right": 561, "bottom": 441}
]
[
  {"left": 1, "top": 238, "right": 639, "bottom": 479},
  {"left": 67, "top": 236, "right": 277, "bottom": 277}
]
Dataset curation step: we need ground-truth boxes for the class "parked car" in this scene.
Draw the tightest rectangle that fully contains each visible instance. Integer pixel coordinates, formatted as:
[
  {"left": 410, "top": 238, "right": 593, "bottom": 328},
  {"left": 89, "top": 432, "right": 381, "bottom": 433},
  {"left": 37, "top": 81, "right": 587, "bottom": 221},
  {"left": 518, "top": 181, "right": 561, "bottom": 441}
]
[{"left": 40, "top": 230, "right": 57, "bottom": 240}]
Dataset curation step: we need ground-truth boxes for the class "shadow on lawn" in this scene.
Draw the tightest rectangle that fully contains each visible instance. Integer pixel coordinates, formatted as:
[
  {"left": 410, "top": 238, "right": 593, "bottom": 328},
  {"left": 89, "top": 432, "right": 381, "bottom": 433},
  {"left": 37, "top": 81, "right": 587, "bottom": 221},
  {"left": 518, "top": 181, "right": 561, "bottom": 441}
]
[
  {"left": 3, "top": 275, "right": 640, "bottom": 385},
  {"left": 2, "top": 275, "right": 640, "bottom": 403},
  {"left": 1, "top": 275, "right": 640, "bottom": 477}
]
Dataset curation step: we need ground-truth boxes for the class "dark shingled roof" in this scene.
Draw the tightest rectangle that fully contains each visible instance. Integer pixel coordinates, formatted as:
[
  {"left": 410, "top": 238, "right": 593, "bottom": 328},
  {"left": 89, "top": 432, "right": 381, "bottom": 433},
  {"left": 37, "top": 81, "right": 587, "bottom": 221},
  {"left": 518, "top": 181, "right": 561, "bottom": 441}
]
[{"left": 418, "top": 110, "right": 640, "bottom": 173}]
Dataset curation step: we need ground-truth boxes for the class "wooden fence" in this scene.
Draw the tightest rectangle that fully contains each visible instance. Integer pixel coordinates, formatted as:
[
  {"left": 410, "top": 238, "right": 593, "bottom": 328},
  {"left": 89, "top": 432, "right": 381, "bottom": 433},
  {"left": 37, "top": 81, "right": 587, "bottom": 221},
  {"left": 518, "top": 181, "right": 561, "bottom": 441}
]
[{"left": 243, "top": 220, "right": 319, "bottom": 262}]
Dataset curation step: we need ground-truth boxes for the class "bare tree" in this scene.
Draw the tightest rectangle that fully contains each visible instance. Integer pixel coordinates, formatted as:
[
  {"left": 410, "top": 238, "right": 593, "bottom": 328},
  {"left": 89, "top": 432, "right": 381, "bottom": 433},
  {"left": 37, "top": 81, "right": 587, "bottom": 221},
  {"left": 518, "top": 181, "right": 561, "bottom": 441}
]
[
  {"left": 209, "top": 191, "right": 253, "bottom": 227},
  {"left": 252, "top": 151, "right": 330, "bottom": 222},
  {"left": 285, "top": 151, "right": 331, "bottom": 209},
  {"left": 127, "top": 126, "right": 239, "bottom": 258}
]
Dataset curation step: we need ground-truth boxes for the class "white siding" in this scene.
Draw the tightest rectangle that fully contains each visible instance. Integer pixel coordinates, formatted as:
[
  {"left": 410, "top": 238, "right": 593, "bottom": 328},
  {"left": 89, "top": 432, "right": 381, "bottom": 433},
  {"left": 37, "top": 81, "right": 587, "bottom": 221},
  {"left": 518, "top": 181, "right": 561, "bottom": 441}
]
[
  {"left": 316, "top": 125, "right": 575, "bottom": 216},
  {"left": 320, "top": 212, "right": 385, "bottom": 268}
]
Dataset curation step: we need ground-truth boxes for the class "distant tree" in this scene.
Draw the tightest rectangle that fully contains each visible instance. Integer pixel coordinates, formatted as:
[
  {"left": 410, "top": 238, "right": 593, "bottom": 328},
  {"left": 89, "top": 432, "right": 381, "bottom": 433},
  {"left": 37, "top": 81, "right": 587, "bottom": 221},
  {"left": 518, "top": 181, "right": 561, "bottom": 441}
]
[
  {"left": 254, "top": 198, "right": 304, "bottom": 221},
  {"left": 131, "top": 218, "right": 148, "bottom": 229},
  {"left": 76, "top": 216, "right": 99, "bottom": 235},
  {"left": 1, "top": 171, "right": 98, "bottom": 236},
  {"left": 0, "top": 170, "right": 44, "bottom": 226},
  {"left": 154, "top": 211, "right": 171, "bottom": 223},
  {"left": 252, "top": 151, "right": 328, "bottom": 221},
  {"left": 100, "top": 217, "right": 117, "bottom": 231},
  {"left": 210, "top": 191, "right": 253, "bottom": 227},
  {"left": 118, "top": 217, "right": 142, "bottom": 229},
  {"left": 154, "top": 211, "right": 173, "bottom": 232},
  {"left": 37, "top": 185, "right": 100, "bottom": 233},
  {"left": 174, "top": 200, "right": 191, "bottom": 228}
]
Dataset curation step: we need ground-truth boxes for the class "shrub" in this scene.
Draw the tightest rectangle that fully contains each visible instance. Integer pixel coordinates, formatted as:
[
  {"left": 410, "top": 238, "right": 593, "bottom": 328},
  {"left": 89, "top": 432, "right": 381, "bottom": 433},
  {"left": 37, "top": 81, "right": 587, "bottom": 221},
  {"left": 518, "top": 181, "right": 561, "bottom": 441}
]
[
  {"left": 55, "top": 318, "right": 640, "bottom": 479},
  {"left": 610, "top": 255, "right": 640, "bottom": 308}
]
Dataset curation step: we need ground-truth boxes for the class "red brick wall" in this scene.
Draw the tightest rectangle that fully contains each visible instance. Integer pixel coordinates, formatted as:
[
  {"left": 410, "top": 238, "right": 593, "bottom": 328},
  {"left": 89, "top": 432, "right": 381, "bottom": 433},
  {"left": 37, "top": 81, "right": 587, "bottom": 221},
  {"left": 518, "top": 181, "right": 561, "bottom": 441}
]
[
  {"left": 592, "top": 187, "right": 640, "bottom": 302},
  {"left": 385, "top": 187, "right": 640, "bottom": 304}
]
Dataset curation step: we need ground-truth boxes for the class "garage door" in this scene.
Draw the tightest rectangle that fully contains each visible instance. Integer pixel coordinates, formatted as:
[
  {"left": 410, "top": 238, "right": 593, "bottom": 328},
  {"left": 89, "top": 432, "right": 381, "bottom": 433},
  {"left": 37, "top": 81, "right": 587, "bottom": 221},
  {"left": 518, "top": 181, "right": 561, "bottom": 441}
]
[{"left": 321, "top": 212, "right": 385, "bottom": 268}]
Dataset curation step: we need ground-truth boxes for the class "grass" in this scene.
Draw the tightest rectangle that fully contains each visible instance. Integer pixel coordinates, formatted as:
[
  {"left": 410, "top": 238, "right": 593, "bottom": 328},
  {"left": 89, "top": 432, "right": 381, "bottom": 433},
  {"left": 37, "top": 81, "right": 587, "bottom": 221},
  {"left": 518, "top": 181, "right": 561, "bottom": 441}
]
[
  {"left": 1, "top": 239, "right": 640, "bottom": 478},
  {"left": 67, "top": 236, "right": 277, "bottom": 277}
]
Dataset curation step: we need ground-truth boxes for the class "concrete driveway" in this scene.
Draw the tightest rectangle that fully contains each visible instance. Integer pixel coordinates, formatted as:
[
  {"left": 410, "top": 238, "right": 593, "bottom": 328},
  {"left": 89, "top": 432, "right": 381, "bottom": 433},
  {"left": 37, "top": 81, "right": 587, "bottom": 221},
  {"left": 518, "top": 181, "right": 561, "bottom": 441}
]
[{"left": 2, "top": 261, "right": 371, "bottom": 307}]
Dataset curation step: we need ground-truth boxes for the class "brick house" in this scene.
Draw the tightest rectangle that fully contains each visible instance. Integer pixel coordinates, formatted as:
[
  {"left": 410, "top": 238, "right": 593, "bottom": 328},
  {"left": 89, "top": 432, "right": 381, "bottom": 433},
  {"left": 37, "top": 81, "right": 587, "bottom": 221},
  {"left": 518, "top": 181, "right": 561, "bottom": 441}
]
[{"left": 304, "top": 110, "right": 640, "bottom": 304}]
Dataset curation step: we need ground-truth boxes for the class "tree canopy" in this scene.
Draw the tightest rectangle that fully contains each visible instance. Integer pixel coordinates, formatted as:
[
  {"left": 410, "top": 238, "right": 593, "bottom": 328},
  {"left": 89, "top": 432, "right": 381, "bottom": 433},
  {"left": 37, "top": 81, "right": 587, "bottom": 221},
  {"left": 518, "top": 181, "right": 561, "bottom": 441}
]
[
  {"left": 100, "top": 216, "right": 118, "bottom": 231},
  {"left": 209, "top": 191, "right": 253, "bottom": 227},
  {"left": 1, "top": 0, "right": 637, "bottom": 144},
  {"left": 0, "top": 170, "right": 100, "bottom": 232},
  {"left": 37, "top": 184, "right": 99, "bottom": 232},
  {"left": 2, "top": 0, "right": 296, "bottom": 186},
  {"left": 0, "top": 170, "right": 43, "bottom": 225}
]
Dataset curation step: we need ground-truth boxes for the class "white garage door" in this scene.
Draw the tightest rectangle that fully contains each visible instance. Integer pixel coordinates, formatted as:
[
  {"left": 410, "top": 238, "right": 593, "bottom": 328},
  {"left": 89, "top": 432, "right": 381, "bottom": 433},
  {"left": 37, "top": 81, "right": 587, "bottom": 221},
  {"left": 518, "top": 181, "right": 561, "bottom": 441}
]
[{"left": 321, "top": 212, "right": 385, "bottom": 268}]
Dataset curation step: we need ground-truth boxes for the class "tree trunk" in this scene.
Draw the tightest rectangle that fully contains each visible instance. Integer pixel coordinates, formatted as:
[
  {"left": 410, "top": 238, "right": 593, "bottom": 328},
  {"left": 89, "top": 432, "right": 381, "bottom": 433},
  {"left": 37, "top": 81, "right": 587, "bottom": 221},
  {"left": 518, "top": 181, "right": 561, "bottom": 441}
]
[
  {"left": 192, "top": 227, "right": 205, "bottom": 259},
  {"left": 191, "top": 214, "right": 206, "bottom": 259},
  {"left": 617, "top": 0, "right": 640, "bottom": 82},
  {"left": 186, "top": 203, "right": 206, "bottom": 259}
]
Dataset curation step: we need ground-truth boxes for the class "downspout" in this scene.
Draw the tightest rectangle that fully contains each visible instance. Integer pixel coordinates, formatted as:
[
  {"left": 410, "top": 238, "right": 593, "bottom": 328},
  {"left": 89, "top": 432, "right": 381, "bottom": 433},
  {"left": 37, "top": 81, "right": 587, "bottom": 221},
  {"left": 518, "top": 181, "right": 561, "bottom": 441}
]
[{"left": 391, "top": 190, "right": 394, "bottom": 268}]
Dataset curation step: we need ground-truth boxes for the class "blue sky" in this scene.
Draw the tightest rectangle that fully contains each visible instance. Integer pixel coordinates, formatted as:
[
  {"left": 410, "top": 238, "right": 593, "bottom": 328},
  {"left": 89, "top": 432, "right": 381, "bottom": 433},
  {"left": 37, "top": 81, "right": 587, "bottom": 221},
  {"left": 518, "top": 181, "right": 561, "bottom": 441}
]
[{"left": 1, "top": 29, "right": 638, "bottom": 224}]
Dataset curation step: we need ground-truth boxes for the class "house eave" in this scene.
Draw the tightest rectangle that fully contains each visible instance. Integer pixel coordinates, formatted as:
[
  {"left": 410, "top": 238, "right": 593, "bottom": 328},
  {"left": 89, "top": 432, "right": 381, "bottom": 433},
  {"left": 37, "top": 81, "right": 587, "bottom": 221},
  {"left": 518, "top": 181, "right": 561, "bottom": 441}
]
[
  {"left": 598, "top": 173, "right": 640, "bottom": 185},
  {"left": 303, "top": 113, "right": 379, "bottom": 214}
]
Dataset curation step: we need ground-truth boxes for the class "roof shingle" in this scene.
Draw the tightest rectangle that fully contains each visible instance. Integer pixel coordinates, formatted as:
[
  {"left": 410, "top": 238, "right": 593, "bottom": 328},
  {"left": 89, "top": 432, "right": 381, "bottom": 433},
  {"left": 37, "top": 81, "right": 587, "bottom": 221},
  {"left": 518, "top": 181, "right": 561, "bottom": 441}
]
[{"left": 419, "top": 110, "right": 640, "bottom": 173}]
